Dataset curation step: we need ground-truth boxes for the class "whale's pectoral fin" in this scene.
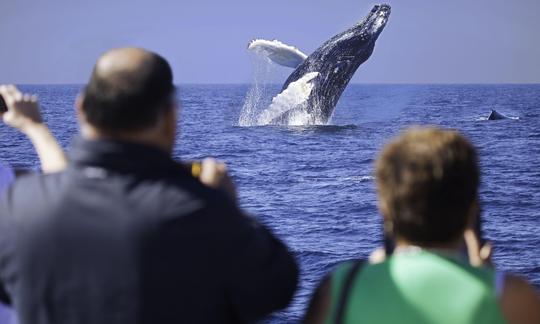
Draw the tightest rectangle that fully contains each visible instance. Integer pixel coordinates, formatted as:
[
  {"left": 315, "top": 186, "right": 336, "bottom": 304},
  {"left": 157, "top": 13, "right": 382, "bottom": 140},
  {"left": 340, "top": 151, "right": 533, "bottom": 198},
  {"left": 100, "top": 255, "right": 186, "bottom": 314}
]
[{"left": 247, "top": 39, "right": 308, "bottom": 69}]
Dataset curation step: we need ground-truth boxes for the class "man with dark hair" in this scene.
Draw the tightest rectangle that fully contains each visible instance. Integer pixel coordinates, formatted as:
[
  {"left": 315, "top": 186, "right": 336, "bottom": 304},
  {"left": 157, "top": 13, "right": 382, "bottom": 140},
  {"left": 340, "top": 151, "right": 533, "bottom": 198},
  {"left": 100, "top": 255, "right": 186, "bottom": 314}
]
[
  {"left": 82, "top": 49, "right": 175, "bottom": 132},
  {"left": 304, "top": 127, "right": 540, "bottom": 324},
  {"left": 0, "top": 48, "right": 298, "bottom": 324}
]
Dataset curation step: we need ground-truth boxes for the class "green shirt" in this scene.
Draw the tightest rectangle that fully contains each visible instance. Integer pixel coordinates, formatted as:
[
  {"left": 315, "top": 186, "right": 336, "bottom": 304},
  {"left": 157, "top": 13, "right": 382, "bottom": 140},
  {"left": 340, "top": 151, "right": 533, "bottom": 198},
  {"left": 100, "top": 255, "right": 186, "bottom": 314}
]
[{"left": 326, "top": 249, "right": 506, "bottom": 324}]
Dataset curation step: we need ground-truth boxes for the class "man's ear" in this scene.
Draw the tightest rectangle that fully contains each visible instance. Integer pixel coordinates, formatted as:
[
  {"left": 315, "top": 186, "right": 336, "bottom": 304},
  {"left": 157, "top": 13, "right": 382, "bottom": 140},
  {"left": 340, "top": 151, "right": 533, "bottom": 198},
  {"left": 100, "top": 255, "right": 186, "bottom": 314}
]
[
  {"left": 378, "top": 200, "right": 390, "bottom": 222},
  {"left": 75, "top": 94, "right": 86, "bottom": 122},
  {"left": 160, "top": 105, "right": 177, "bottom": 152},
  {"left": 75, "top": 94, "right": 95, "bottom": 138}
]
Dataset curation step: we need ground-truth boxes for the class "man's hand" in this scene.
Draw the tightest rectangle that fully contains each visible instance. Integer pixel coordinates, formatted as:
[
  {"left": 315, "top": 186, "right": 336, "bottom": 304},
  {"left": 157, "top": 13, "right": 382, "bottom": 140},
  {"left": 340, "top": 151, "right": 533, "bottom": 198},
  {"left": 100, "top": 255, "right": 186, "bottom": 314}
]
[
  {"left": 368, "top": 247, "right": 387, "bottom": 264},
  {"left": 0, "top": 84, "right": 67, "bottom": 173},
  {"left": 199, "top": 158, "right": 238, "bottom": 202},
  {"left": 0, "top": 85, "right": 43, "bottom": 133},
  {"left": 463, "top": 228, "right": 492, "bottom": 267}
]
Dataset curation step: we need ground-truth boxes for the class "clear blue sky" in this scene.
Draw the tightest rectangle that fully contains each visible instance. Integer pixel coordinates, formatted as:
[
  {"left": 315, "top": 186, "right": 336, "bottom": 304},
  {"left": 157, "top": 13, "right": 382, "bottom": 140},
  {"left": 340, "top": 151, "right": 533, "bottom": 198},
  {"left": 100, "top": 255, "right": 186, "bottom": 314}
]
[{"left": 1, "top": 0, "right": 538, "bottom": 84}]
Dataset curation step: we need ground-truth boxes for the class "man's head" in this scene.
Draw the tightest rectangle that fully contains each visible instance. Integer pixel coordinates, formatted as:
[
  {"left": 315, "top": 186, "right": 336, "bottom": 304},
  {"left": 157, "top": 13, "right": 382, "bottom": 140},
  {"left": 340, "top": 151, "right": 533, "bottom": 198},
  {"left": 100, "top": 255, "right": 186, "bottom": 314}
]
[
  {"left": 375, "top": 127, "right": 480, "bottom": 246},
  {"left": 77, "top": 48, "right": 176, "bottom": 152}
]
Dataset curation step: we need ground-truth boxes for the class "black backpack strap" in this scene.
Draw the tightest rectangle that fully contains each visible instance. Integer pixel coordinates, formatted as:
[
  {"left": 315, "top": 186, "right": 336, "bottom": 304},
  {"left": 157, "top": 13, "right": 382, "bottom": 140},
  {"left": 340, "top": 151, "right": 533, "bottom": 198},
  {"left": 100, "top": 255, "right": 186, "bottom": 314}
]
[{"left": 334, "top": 259, "right": 365, "bottom": 324}]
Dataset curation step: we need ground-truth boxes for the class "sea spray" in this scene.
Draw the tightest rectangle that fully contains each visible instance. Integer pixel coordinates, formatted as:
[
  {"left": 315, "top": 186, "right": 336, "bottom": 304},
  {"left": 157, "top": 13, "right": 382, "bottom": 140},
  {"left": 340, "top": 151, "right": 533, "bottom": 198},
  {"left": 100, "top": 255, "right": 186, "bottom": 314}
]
[
  {"left": 240, "top": 40, "right": 319, "bottom": 126},
  {"left": 240, "top": 43, "right": 328, "bottom": 126},
  {"left": 239, "top": 56, "right": 276, "bottom": 126}
]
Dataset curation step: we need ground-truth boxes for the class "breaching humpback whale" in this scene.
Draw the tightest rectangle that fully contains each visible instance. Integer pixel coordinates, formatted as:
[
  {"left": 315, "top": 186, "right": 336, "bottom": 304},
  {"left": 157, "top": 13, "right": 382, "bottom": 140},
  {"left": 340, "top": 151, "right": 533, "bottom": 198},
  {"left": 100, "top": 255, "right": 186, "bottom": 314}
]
[{"left": 248, "top": 4, "right": 391, "bottom": 125}]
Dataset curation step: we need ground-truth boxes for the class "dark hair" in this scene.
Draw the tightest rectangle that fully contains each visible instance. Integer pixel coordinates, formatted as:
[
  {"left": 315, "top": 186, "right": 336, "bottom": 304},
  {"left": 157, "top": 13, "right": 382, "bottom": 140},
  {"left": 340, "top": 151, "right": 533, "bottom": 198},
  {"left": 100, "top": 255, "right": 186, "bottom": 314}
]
[
  {"left": 82, "top": 52, "right": 175, "bottom": 132},
  {"left": 375, "top": 127, "right": 480, "bottom": 245}
]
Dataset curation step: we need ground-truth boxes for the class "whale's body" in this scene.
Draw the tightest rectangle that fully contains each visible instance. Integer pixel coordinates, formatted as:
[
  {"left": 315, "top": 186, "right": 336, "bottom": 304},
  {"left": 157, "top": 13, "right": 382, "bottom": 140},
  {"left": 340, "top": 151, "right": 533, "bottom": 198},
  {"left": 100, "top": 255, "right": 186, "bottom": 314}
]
[
  {"left": 249, "top": 4, "right": 391, "bottom": 125},
  {"left": 487, "top": 109, "right": 518, "bottom": 120}
]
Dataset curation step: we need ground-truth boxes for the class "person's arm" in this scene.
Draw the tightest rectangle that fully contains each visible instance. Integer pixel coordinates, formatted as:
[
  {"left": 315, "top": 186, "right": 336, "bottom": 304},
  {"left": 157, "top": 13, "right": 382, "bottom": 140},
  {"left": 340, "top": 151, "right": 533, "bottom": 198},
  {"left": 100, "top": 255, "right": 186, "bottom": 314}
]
[
  {"left": 463, "top": 228, "right": 540, "bottom": 323},
  {"left": 500, "top": 275, "right": 540, "bottom": 324},
  {"left": 304, "top": 276, "right": 332, "bottom": 324},
  {"left": 220, "top": 208, "right": 299, "bottom": 322},
  {"left": 198, "top": 159, "right": 298, "bottom": 321},
  {"left": 0, "top": 85, "right": 67, "bottom": 173},
  {"left": 20, "top": 122, "right": 67, "bottom": 173}
]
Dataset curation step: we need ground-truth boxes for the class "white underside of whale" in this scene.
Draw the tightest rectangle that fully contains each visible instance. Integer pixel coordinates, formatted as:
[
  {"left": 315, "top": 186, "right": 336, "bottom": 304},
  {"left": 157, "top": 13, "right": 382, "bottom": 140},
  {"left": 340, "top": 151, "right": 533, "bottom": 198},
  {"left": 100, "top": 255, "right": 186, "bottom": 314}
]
[
  {"left": 248, "top": 39, "right": 307, "bottom": 69},
  {"left": 256, "top": 72, "right": 319, "bottom": 125}
]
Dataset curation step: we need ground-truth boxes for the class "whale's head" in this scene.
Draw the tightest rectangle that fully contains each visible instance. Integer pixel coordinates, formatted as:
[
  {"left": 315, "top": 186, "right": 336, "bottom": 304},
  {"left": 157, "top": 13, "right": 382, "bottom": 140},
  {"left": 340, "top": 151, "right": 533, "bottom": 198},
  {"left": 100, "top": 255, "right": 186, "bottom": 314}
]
[
  {"left": 311, "top": 4, "right": 391, "bottom": 81},
  {"left": 304, "top": 4, "right": 390, "bottom": 111},
  {"left": 327, "top": 4, "right": 391, "bottom": 63},
  {"left": 361, "top": 4, "right": 391, "bottom": 41}
]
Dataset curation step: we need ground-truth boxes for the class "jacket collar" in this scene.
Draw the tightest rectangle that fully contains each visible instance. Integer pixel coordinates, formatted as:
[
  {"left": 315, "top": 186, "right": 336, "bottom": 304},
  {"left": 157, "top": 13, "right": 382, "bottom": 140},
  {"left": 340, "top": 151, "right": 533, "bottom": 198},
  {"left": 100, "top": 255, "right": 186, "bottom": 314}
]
[{"left": 68, "top": 137, "right": 190, "bottom": 178}]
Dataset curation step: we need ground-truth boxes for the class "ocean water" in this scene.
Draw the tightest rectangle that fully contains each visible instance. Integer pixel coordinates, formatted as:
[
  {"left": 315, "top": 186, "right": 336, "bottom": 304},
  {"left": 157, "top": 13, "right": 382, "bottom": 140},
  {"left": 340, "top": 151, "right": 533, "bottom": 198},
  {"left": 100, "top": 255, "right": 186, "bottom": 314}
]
[{"left": 0, "top": 84, "right": 539, "bottom": 322}]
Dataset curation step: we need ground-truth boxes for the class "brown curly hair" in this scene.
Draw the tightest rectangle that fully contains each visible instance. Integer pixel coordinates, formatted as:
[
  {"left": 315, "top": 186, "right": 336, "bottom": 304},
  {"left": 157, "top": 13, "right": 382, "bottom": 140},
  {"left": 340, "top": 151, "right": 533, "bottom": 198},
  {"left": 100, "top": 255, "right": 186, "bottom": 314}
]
[{"left": 376, "top": 127, "right": 479, "bottom": 245}]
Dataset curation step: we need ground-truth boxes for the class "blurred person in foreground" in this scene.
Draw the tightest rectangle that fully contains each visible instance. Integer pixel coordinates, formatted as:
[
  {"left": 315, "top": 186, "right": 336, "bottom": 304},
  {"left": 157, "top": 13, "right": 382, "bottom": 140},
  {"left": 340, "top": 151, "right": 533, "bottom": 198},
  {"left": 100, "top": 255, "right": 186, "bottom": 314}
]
[
  {"left": 0, "top": 48, "right": 298, "bottom": 324},
  {"left": 0, "top": 86, "right": 67, "bottom": 324},
  {"left": 304, "top": 127, "right": 540, "bottom": 324}
]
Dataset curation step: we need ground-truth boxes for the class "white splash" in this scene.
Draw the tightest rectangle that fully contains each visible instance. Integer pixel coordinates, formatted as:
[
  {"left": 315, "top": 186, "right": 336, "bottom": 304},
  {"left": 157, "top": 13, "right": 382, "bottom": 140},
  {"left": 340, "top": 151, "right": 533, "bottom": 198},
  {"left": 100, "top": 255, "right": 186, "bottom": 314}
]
[
  {"left": 257, "top": 72, "right": 319, "bottom": 125},
  {"left": 238, "top": 55, "right": 275, "bottom": 126},
  {"left": 343, "top": 175, "right": 375, "bottom": 182},
  {"left": 240, "top": 40, "right": 323, "bottom": 126},
  {"left": 248, "top": 39, "right": 307, "bottom": 69}
]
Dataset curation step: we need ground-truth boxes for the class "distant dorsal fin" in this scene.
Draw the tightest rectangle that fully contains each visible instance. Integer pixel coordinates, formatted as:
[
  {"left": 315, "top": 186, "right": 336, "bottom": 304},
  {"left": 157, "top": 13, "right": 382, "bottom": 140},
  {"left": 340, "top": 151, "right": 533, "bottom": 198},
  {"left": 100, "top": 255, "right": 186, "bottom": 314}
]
[{"left": 247, "top": 39, "right": 307, "bottom": 69}]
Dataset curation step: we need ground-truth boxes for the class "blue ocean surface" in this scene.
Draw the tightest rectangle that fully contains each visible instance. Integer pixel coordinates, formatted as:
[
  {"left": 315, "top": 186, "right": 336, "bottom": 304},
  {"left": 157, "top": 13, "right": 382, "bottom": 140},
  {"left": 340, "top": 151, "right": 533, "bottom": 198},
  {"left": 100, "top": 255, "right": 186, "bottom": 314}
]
[{"left": 0, "top": 84, "right": 539, "bottom": 322}]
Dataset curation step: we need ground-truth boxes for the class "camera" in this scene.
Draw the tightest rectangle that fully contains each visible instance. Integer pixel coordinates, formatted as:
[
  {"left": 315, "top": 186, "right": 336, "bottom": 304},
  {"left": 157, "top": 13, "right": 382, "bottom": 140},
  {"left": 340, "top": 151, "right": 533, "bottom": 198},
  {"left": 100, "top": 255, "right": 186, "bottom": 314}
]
[
  {"left": 189, "top": 161, "right": 202, "bottom": 178},
  {"left": 0, "top": 94, "right": 7, "bottom": 113},
  {"left": 179, "top": 161, "right": 202, "bottom": 178}
]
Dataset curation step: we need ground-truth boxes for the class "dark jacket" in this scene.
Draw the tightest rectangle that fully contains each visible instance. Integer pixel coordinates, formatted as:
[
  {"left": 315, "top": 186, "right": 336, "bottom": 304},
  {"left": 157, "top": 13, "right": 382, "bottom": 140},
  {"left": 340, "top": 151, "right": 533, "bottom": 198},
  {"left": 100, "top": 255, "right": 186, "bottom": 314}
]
[{"left": 0, "top": 139, "right": 298, "bottom": 324}]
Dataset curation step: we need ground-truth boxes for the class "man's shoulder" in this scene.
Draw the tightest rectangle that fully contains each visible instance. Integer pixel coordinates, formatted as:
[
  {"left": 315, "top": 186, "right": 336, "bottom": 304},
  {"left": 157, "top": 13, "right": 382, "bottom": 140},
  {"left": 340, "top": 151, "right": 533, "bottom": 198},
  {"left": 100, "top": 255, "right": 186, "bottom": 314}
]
[
  {"left": 0, "top": 171, "right": 67, "bottom": 216},
  {"left": 1, "top": 168, "right": 241, "bottom": 226},
  {"left": 100, "top": 168, "right": 241, "bottom": 222},
  {"left": 10, "top": 170, "right": 66, "bottom": 197}
]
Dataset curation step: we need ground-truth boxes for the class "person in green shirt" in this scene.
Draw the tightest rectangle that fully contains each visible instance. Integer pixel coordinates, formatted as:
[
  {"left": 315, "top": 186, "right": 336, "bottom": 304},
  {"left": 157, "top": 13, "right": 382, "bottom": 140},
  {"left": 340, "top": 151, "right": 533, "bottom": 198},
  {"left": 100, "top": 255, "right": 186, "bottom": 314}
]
[{"left": 304, "top": 127, "right": 540, "bottom": 324}]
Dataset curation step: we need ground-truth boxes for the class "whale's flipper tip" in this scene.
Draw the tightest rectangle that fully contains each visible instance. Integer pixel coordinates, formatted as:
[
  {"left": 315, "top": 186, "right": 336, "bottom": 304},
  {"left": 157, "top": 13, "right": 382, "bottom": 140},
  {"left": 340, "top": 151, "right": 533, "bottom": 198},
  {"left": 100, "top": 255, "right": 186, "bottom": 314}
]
[{"left": 246, "top": 39, "right": 308, "bottom": 69}]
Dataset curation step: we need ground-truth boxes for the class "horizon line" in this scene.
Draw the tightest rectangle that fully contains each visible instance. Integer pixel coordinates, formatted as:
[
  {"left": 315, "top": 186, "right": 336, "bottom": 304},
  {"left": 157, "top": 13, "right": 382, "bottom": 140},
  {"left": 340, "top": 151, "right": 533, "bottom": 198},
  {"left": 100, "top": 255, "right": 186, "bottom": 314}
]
[{"left": 9, "top": 82, "right": 540, "bottom": 86}]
